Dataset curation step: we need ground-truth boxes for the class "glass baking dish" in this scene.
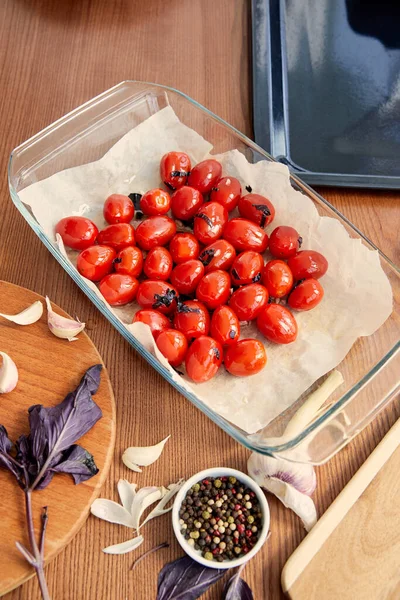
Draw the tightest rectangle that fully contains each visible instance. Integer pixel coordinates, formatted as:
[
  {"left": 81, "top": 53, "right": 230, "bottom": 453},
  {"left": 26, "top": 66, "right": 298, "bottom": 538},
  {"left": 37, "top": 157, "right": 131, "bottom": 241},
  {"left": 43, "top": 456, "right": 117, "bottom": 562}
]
[{"left": 8, "top": 81, "right": 400, "bottom": 464}]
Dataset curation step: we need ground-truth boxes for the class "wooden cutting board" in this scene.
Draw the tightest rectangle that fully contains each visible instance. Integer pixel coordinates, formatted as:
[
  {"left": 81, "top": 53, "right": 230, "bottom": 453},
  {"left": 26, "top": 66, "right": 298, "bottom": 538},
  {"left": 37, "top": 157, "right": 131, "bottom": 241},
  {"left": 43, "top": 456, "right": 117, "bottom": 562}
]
[
  {"left": 0, "top": 281, "right": 116, "bottom": 596},
  {"left": 282, "top": 418, "right": 400, "bottom": 600}
]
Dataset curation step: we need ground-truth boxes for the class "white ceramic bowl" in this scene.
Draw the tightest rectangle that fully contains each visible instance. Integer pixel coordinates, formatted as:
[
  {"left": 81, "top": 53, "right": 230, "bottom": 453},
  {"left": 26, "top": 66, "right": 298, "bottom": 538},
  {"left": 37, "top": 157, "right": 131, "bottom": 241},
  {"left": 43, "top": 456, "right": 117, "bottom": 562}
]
[{"left": 172, "top": 467, "right": 270, "bottom": 569}]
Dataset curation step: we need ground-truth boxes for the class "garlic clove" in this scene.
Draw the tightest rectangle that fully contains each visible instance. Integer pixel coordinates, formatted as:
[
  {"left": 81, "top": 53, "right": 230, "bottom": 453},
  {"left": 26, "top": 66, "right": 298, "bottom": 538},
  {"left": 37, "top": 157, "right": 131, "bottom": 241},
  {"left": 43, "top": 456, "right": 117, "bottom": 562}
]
[
  {"left": 0, "top": 301, "right": 43, "bottom": 326},
  {"left": 122, "top": 435, "right": 171, "bottom": 473},
  {"left": 90, "top": 498, "right": 134, "bottom": 528},
  {"left": 45, "top": 296, "right": 85, "bottom": 341},
  {"left": 130, "top": 486, "right": 165, "bottom": 530},
  {"left": 117, "top": 479, "right": 137, "bottom": 513},
  {"left": 139, "top": 479, "right": 185, "bottom": 529},
  {"left": 102, "top": 535, "right": 144, "bottom": 555},
  {"left": 264, "top": 478, "right": 317, "bottom": 532},
  {"left": 0, "top": 352, "right": 19, "bottom": 394}
]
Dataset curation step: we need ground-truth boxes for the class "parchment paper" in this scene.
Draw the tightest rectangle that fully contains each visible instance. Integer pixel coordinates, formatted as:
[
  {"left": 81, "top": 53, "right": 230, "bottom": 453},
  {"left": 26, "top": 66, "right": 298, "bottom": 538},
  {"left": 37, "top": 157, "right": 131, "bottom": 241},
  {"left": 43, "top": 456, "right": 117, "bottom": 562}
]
[{"left": 19, "top": 106, "right": 393, "bottom": 434}]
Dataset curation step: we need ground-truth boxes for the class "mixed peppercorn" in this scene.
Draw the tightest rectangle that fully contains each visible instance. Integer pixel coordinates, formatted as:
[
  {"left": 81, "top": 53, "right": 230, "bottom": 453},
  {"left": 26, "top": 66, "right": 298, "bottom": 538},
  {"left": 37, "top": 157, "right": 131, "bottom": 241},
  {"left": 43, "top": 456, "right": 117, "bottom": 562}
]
[{"left": 178, "top": 476, "right": 263, "bottom": 562}]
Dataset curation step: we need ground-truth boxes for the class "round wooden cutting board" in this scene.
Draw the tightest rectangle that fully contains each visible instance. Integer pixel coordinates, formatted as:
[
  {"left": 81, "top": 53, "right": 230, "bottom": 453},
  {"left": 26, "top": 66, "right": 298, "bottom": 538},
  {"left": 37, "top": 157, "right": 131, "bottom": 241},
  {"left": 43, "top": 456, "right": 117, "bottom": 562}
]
[{"left": 0, "top": 281, "right": 116, "bottom": 597}]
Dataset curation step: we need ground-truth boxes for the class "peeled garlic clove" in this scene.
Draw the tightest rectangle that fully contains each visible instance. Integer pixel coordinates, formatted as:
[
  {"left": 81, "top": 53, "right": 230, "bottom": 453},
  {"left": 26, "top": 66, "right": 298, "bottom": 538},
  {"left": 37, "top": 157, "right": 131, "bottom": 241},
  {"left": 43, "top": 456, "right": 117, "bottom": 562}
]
[
  {"left": 45, "top": 296, "right": 85, "bottom": 341},
  {"left": 122, "top": 435, "right": 171, "bottom": 473},
  {"left": 0, "top": 352, "right": 18, "bottom": 394},
  {"left": 102, "top": 535, "right": 144, "bottom": 555},
  {"left": 0, "top": 301, "right": 43, "bottom": 326}
]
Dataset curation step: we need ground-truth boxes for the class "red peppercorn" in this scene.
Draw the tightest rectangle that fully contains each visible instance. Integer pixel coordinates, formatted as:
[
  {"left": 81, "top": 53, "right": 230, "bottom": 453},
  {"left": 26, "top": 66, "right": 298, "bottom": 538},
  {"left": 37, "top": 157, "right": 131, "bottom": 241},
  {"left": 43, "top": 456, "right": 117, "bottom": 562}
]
[
  {"left": 231, "top": 489, "right": 236, "bottom": 494},
  {"left": 237, "top": 524, "right": 245, "bottom": 534},
  {"left": 239, "top": 515, "right": 246, "bottom": 523},
  {"left": 234, "top": 504, "right": 241, "bottom": 511},
  {"left": 245, "top": 530, "right": 252, "bottom": 538},
  {"left": 221, "top": 477, "right": 228, "bottom": 481},
  {"left": 249, "top": 492, "right": 255, "bottom": 498},
  {"left": 212, "top": 548, "right": 220, "bottom": 555},
  {"left": 203, "top": 479, "right": 209, "bottom": 485},
  {"left": 243, "top": 546, "right": 250, "bottom": 554}
]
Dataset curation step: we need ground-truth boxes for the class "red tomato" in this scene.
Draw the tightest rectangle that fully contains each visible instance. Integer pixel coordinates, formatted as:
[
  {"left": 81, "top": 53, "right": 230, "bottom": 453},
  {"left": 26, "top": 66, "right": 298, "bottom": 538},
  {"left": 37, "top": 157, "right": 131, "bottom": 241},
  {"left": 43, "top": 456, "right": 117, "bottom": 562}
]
[
  {"left": 99, "top": 273, "right": 139, "bottom": 306},
  {"left": 199, "top": 240, "right": 236, "bottom": 273},
  {"left": 196, "top": 270, "right": 231, "bottom": 310},
  {"left": 224, "top": 339, "right": 267, "bottom": 377},
  {"left": 223, "top": 218, "right": 268, "bottom": 253},
  {"left": 210, "top": 306, "right": 240, "bottom": 346},
  {"left": 55, "top": 216, "right": 98, "bottom": 250},
  {"left": 188, "top": 159, "right": 222, "bottom": 194},
  {"left": 170, "top": 259, "right": 205, "bottom": 295},
  {"left": 76, "top": 245, "right": 116, "bottom": 281},
  {"left": 269, "top": 226, "right": 301, "bottom": 259},
  {"left": 140, "top": 188, "right": 171, "bottom": 216},
  {"left": 230, "top": 251, "right": 264, "bottom": 286},
  {"left": 170, "top": 186, "right": 203, "bottom": 221},
  {"left": 143, "top": 246, "right": 173, "bottom": 280},
  {"left": 185, "top": 336, "right": 222, "bottom": 383},
  {"left": 97, "top": 223, "right": 135, "bottom": 252},
  {"left": 160, "top": 151, "right": 191, "bottom": 190},
  {"left": 103, "top": 194, "right": 134, "bottom": 224},
  {"left": 256, "top": 304, "right": 298, "bottom": 344},
  {"left": 229, "top": 283, "right": 268, "bottom": 321},
  {"left": 136, "top": 280, "right": 178, "bottom": 314},
  {"left": 209, "top": 176, "right": 242, "bottom": 212},
  {"left": 132, "top": 309, "right": 170, "bottom": 339},
  {"left": 288, "top": 278, "right": 324, "bottom": 311},
  {"left": 169, "top": 233, "right": 200, "bottom": 264},
  {"left": 262, "top": 259, "right": 294, "bottom": 298},
  {"left": 287, "top": 250, "right": 328, "bottom": 280},
  {"left": 173, "top": 300, "right": 210, "bottom": 340},
  {"left": 238, "top": 193, "right": 275, "bottom": 228},
  {"left": 135, "top": 216, "right": 176, "bottom": 251},
  {"left": 114, "top": 246, "right": 143, "bottom": 278},
  {"left": 156, "top": 329, "right": 188, "bottom": 367},
  {"left": 193, "top": 202, "right": 228, "bottom": 245}
]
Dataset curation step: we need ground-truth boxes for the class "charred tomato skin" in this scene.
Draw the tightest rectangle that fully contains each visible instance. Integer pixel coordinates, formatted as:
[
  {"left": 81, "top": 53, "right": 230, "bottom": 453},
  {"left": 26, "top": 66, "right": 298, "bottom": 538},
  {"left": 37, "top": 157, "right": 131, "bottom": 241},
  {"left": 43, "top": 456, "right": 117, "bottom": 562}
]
[
  {"left": 210, "top": 305, "right": 240, "bottom": 346},
  {"left": 185, "top": 335, "right": 223, "bottom": 383},
  {"left": 160, "top": 151, "right": 191, "bottom": 190}
]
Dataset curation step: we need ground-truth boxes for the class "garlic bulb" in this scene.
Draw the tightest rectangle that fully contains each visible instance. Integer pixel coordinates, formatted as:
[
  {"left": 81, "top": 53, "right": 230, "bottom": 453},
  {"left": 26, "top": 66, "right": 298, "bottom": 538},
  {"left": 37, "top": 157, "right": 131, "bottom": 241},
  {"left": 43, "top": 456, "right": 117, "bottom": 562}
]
[
  {"left": 0, "top": 301, "right": 43, "bottom": 325},
  {"left": 0, "top": 352, "right": 18, "bottom": 394},
  {"left": 45, "top": 297, "right": 85, "bottom": 341}
]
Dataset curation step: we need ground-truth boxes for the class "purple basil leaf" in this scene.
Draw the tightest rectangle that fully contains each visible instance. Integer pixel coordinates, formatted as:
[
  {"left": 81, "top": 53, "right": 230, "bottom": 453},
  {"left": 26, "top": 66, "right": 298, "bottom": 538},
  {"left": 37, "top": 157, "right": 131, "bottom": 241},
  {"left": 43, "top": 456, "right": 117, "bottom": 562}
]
[
  {"left": 0, "top": 425, "right": 22, "bottom": 480},
  {"left": 156, "top": 555, "right": 225, "bottom": 600},
  {"left": 223, "top": 574, "right": 254, "bottom": 600},
  {"left": 51, "top": 444, "right": 99, "bottom": 484},
  {"left": 35, "top": 470, "right": 55, "bottom": 490}
]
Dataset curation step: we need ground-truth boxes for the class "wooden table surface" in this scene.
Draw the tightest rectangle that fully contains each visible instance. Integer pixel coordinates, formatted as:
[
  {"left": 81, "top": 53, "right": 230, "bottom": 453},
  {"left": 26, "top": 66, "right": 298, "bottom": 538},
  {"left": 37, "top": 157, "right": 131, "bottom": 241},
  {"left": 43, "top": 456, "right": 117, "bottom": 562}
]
[{"left": 0, "top": 1, "right": 398, "bottom": 599}]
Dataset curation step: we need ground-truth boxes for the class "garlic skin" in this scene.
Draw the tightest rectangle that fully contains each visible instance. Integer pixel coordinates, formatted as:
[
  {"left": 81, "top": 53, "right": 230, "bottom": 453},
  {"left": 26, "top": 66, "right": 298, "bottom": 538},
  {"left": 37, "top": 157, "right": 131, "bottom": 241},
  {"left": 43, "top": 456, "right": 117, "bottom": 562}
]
[
  {"left": 45, "top": 297, "right": 85, "bottom": 341},
  {"left": 248, "top": 452, "right": 317, "bottom": 531},
  {"left": 0, "top": 301, "right": 43, "bottom": 325},
  {"left": 0, "top": 352, "right": 19, "bottom": 394},
  {"left": 122, "top": 435, "right": 171, "bottom": 473}
]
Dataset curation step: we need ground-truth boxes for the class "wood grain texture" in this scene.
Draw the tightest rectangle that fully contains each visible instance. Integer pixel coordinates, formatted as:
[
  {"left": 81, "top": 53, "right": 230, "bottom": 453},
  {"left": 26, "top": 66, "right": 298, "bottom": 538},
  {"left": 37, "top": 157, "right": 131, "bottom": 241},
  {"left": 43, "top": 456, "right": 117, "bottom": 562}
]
[
  {"left": 0, "top": 0, "right": 399, "bottom": 599},
  {"left": 283, "top": 421, "right": 400, "bottom": 599},
  {"left": 0, "top": 282, "right": 115, "bottom": 597}
]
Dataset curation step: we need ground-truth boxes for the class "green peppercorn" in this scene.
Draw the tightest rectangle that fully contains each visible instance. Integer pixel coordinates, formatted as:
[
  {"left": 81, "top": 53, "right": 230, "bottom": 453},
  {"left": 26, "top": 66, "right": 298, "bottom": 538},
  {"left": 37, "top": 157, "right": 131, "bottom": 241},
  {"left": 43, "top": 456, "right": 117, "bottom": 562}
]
[
  {"left": 229, "top": 476, "right": 237, "bottom": 484},
  {"left": 214, "top": 479, "right": 222, "bottom": 488},
  {"left": 228, "top": 516, "right": 234, "bottom": 524},
  {"left": 204, "top": 552, "right": 213, "bottom": 560},
  {"left": 192, "top": 483, "right": 200, "bottom": 492},
  {"left": 202, "top": 511, "right": 211, "bottom": 520},
  {"left": 190, "top": 530, "right": 200, "bottom": 539},
  {"left": 247, "top": 515, "right": 255, "bottom": 524}
]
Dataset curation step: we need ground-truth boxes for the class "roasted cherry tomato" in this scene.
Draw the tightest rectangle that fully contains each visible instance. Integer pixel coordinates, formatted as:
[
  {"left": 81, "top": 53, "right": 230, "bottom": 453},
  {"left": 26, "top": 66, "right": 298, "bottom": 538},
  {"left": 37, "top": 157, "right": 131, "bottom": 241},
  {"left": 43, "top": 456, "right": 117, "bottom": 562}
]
[
  {"left": 238, "top": 193, "right": 275, "bottom": 228},
  {"left": 229, "top": 283, "right": 268, "bottom": 321},
  {"left": 224, "top": 339, "right": 267, "bottom": 377},
  {"left": 209, "top": 176, "right": 242, "bottom": 212},
  {"left": 103, "top": 194, "right": 134, "bottom": 224},
  {"left": 76, "top": 245, "right": 116, "bottom": 281},
  {"left": 185, "top": 335, "right": 222, "bottom": 383},
  {"left": 196, "top": 270, "right": 231, "bottom": 310},
  {"left": 160, "top": 151, "right": 191, "bottom": 190},
  {"left": 140, "top": 188, "right": 171, "bottom": 216},
  {"left": 223, "top": 218, "right": 268, "bottom": 253},
  {"left": 114, "top": 246, "right": 143, "bottom": 278},
  {"left": 135, "top": 216, "right": 176, "bottom": 251},
  {"left": 99, "top": 273, "right": 139, "bottom": 306},
  {"left": 188, "top": 159, "right": 222, "bottom": 194},
  {"left": 262, "top": 259, "right": 293, "bottom": 298},
  {"left": 193, "top": 202, "right": 228, "bottom": 245},
  {"left": 173, "top": 300, "right": 210, "bottom": 340},
  {"left": 199, "top": 240, "right": 236, "bottom": 273},
  {"left": 136, "top": 280, "right": 178, "bottom": 314},
  {"left": 287, "top": 250, "right": 328, "bottom": 280},
  {"left": 143, "top": 246, "right": 173, "bottom": 281},
  {"left": 156, "top": 329, "right": 188, "bottom": 367},
  {"left": 132, "top": 309, "right": 170, "bottom": 339},
  {"left": 256, "top": 304, "right": 298, "bottom": 344},
  {"left": 55, "top": 216, "right": 98, "bottom": 250},
  {"left": 230, "top": 251, "right": 264, "bottom": 286},
  {"left": 170, "top": 259, "right": 205, "bottom": 295},
  {"left": 269, "top": 226, "right": 301, "bottom": 259},
  {"left": 210, "top": 305, "right": 240, "bottom": 346},
  {"left": 170, "top": 186, "right": 203, "bottom": 221},
  {"left": 169, "top": 233, "right": 200, "bottom": 264},
  {"left": 288, "top": 278, "right": 324, "bottom": 311},
  {"left": 97, "top": 223, "right": 135, "bottom": 252}
]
